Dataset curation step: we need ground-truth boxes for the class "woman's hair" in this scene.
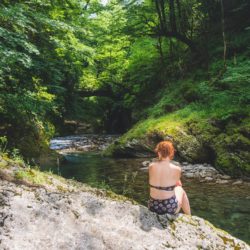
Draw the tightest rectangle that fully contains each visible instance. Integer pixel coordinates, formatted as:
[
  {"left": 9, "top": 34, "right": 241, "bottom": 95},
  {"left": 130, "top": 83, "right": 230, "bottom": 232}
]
[{"left": 155, "top": 141, "right": 175, "bottom": 160}]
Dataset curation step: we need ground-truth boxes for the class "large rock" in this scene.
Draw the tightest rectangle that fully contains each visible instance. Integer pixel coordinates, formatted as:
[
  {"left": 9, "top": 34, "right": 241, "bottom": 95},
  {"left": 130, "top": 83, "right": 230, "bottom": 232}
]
[
  {"left": 105, "top": 119, "right": 250, "bottom": 177},
  {"left": 0, "top": 180, "right": 248, "bottom": 250},
  {"left": 106, "top": 138, "right": 155, "bottom": 158}
]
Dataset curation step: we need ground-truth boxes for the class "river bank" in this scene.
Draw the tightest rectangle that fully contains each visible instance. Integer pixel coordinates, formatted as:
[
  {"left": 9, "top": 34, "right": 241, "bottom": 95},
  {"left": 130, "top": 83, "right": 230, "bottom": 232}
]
[
  {"left": 49, "top": 134, "right": 249, "bottom": 184},
  {"left": 0, "top": 155, "right": 249, "bottom": 249}
]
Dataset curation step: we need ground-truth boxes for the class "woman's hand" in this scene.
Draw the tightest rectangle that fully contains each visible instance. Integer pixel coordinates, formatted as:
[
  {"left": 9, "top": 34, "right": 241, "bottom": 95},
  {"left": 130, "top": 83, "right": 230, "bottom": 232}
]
[{"left": 176, "top": 180, "right": 182, "bottom": 186}]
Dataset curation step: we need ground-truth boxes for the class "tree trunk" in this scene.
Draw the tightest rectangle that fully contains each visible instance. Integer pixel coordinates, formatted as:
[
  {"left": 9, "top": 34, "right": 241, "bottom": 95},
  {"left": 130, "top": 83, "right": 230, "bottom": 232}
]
[
  {"left": 220, "top": 0, "right": 227, "bottom": 67},
  {"left": 169, "top": 0, "right": 177, "bottom": 32}
]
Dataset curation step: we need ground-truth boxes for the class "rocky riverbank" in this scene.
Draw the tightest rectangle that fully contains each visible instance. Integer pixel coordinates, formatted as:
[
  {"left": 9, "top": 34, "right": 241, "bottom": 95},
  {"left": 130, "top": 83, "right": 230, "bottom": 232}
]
[
  {"left": 0, "top": 155, "right": 249, "bottom": 249},
  {"left": 104, "top": 117, "right": 250, "bottom": 178},
  {"left": 50, "top": 134, "right": 118, "bottom": 154},
  {"left": 48, "top": 134, "right": 249, "bottom": 184}
]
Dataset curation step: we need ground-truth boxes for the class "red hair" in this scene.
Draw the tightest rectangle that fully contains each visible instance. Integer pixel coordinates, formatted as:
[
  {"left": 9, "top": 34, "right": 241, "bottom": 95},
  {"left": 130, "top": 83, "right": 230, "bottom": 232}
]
[{"left": 155, "top": 141, "right": 175, "bottom": 160}]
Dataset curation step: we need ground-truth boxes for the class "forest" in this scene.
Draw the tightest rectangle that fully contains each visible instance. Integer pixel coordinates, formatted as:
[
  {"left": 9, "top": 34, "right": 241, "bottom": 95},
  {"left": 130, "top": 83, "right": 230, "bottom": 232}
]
[{"left": 0, "top": 0, "right": 250, "bottom": 176}]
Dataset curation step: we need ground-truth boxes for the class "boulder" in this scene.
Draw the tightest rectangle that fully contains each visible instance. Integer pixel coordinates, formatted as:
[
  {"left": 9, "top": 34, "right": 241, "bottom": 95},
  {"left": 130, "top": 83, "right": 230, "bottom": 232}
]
[{"left": 0, "top": 180, "right": 248, "bottom": 250}]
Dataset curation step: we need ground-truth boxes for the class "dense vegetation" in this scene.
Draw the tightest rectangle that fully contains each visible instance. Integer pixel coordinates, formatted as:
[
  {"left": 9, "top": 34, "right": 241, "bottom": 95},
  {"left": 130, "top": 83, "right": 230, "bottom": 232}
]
[{"left": 0, "top": 0, "right": 249, "bottom": 175}]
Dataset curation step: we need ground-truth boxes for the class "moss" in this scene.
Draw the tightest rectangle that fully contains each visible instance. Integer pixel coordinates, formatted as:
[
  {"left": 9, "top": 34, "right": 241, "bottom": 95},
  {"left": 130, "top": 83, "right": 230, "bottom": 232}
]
[
  {"left": 176, "top": 215, "right": 199, "bottom": 227},
  {"left": 56, "top": 185, "right": 68, "bottom": 192},
  {"left": 218, "top": 235, "right": 243, "bottom": 250},
  {"left": 105, "top": 88, "right": 250, "bottom": 176},
  {"left": 14, "top": 168, "right": 49, "bottom": 185},
  {"left": 102, "top": 190, "right": 138, "bottom": 204},
  {"left": 10, "top": 121, "right": 55, "bottom": 158},
  {"left": 0, "top": 160, "right": 8, "bottom": 168},
  {"left": 169, "top": 221, "right": 176, "bottom": 231}
]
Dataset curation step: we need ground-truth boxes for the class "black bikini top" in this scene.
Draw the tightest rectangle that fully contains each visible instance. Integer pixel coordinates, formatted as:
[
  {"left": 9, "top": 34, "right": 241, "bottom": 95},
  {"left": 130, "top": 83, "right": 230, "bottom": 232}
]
[{"left": 149, "top": 184, "right": 176, "bottom": 191}]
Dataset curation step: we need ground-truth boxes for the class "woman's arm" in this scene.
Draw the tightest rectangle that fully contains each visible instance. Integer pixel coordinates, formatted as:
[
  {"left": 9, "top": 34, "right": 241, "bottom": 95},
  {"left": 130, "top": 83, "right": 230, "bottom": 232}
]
[{"left": 176, "top": 165, "right": 182, "bottom": 186}]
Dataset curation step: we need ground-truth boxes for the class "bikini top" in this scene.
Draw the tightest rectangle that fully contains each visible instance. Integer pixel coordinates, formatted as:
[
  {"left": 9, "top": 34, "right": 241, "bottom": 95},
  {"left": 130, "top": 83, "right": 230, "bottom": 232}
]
[{"left": 149, "top": 184, "right": 176, "bottom": 191}]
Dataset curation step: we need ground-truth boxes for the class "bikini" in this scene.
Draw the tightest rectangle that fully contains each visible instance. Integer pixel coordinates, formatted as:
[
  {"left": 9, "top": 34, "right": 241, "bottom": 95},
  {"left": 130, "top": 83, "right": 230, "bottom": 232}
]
[{"left": 148, "top": 184, "right": 178, "bottom": 215}]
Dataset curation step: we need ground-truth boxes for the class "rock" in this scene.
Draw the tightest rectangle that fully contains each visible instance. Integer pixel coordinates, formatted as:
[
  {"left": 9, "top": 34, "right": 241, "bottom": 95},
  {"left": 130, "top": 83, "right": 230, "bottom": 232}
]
[
  {"left": 50, "top": 135, "right": 119, "bottom": 153},
  {"left": 216, "top": 179, "right": 230, "bottom": 184},
  {"left": 141, "top": 161, "right": 151, "bottom": 167},
  {"left": 205, "top": 177, "right": 214, "bottom": 182},
  {"left": 171, "top": 160, "right": 181, "bottom": 166},
  {"left": 232, "top": 180, "right": 243, "bottom": 185},
  {"left": 185, "top": 173, "right": 195, "bottom": 178},
  {"left": 199, "top": 170, "right": 208, "bottom": 178},
  {"left": 0, "top": 180, "right": 248, "bottom": 250},
  {"left": 220, "top": 175, "right": 231, "bottom": 180}
]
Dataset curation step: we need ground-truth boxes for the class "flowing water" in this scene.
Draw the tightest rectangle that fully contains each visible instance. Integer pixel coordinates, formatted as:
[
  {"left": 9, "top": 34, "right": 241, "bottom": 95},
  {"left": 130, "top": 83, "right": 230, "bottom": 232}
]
[{"left": 40, "top": 151, "right": 250, "bottom": 244}]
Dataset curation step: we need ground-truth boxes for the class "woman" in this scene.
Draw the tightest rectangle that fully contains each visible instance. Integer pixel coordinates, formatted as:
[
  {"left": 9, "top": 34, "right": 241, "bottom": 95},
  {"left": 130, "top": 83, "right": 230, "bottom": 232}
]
[{"left": 148, "top": 141, "right": 191, "bottom": 215}]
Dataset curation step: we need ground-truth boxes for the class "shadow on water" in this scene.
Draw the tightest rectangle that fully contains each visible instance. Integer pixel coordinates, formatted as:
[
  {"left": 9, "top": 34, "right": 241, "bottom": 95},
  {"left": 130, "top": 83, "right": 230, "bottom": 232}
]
[{"left": 40, "top": 152, "right": 250, "bottom": 244}]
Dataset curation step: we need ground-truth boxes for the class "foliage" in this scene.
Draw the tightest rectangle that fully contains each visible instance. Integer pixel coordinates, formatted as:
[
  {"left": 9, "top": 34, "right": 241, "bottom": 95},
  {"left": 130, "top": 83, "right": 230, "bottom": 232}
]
[{"left": 0, "top": 0, "right": 250, "bottom": 177}]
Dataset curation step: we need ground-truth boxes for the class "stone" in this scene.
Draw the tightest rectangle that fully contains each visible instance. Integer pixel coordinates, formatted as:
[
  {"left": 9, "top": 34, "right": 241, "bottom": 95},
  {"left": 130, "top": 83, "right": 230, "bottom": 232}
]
[
  {"left": 141, "top": 161, "right": 151, "bottom": 167},
  {"left": 185, "top": 173, "right": 195, "bottom": 178},
  {"left": 220, "top": 175, "right": 231, "bottom": 180},
  {"left": 205, "top": 177, "right": 214, "bottom": 182},
  {"left": 232, "top": 180, "right": 243, "bottom": 185},
  {"left": 0, "top": 179, "right": 248, "bottom": 250},
  {"left": 216, "top": 179, "right": 230, "bottom": 184},
  {"left": 50, "top": 135, "right": 118, "bottom": 153}
]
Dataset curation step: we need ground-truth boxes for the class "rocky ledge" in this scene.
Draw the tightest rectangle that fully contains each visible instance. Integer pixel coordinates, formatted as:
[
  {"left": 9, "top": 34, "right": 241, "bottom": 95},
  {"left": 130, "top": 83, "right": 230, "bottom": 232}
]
[
  {"left": 0, "top": 155, "right": 249, "bottom": 249},
  {"left": 0, "top": 179, "right": 249, "bottom": 249}
]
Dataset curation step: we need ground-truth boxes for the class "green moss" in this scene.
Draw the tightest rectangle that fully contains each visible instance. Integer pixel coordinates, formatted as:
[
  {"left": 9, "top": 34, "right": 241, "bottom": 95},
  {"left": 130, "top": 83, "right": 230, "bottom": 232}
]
[
  {"left": 176, "top": 215, "right": 199, "bottom": 227},
  {"left": 218, "top": 235, "right": 243, "bottom": 250},
  {"left": 56, "top": 185, "right": 68, "bottom": 192},
  {"left": 14, "top": 168, "right": 49, "bottom": 185},
  {"left": 102, "top": 190, "right": 138, "bottom": 204}
]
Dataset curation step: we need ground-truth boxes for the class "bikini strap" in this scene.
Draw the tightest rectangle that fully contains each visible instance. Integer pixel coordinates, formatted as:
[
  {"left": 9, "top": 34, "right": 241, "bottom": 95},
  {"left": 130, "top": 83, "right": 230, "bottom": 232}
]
[{"left": 149, "top": 184, "right": 176, "bottom": 191}]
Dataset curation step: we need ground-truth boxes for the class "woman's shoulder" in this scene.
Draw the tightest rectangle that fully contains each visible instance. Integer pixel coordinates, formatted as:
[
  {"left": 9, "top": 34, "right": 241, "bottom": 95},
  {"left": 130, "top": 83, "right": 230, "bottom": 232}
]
[
  {"left": 149, "top": 161, "right": 157, "bottom": 169},
  {"left": 170, "top": 162, "right": 182, "bottom": 172},
  {"left": 149, "top": 158, "right": 159, "bottom": 167}
]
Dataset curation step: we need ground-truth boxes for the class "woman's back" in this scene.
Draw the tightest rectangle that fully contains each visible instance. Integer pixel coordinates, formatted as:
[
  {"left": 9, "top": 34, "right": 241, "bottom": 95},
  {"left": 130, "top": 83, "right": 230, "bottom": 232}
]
[
  {"left": 149, "top": 160, "right": 181, "bottom": 199},
  {"left": 148, "top": 140, "right": 191, "bottom": 215}
]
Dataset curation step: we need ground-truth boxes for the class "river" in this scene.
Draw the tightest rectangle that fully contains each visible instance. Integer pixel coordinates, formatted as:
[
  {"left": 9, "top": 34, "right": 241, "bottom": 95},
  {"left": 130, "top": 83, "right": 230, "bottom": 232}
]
[{"left": 39, "top": 136, "right": 250, "bottom": 244}]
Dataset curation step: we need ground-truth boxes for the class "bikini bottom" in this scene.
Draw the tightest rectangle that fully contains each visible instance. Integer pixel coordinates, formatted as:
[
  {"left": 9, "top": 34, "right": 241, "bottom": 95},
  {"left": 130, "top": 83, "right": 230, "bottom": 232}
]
[{"left": 148, "top": 195, "right": 178, "bottom": 215}]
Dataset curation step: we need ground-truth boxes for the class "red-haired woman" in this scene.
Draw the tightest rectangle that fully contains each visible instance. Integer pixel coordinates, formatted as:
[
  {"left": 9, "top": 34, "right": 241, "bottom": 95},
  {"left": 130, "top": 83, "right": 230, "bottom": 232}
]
[{"left": 148, "top": 141, "right": 191, "bottom": 215}]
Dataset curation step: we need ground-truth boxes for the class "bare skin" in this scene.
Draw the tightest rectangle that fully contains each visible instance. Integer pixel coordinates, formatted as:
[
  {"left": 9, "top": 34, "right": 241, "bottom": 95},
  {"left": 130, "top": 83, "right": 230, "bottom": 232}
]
[{"left": 149, "top": 155, "right": 191, "bottom": 215}]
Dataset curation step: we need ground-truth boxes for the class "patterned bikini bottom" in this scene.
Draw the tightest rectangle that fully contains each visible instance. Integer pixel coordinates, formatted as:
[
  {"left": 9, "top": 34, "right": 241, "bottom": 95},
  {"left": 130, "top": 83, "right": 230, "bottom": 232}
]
[{"left": 148, "top": 195, "right": 178, "bottom": 215}]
